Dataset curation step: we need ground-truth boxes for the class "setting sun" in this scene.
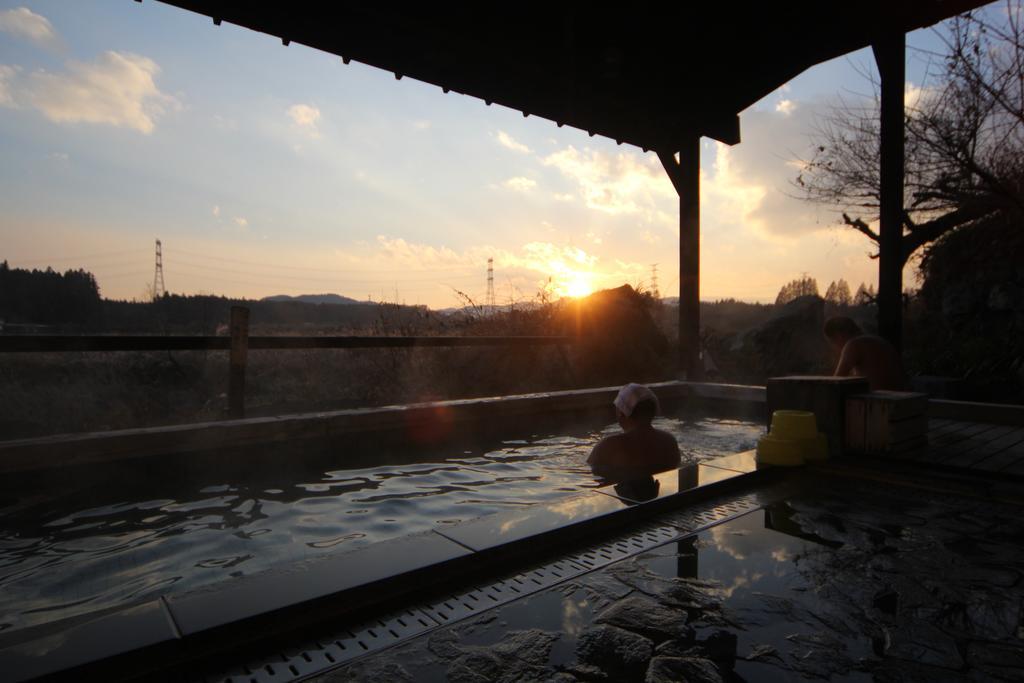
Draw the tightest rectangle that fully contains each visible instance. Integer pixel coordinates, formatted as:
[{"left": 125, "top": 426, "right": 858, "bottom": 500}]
[{"left": 564, "top": 274, "right": 594, "bottom": 298}]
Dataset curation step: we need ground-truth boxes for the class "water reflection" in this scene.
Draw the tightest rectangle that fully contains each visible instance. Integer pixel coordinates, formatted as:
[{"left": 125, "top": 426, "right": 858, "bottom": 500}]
[
  {"left": 613, "top": 476, "right": 659, "bottom": 503},
  {"left": 0, "top": 414, "right": 762, "bottom": 632}
]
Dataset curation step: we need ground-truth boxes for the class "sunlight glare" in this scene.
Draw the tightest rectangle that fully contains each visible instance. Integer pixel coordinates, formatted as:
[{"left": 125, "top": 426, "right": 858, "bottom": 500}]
[{"left": 564, "top": 274, "right": 594, "bottom": 298}]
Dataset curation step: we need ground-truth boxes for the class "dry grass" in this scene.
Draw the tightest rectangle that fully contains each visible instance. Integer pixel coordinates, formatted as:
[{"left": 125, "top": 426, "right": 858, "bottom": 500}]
[
  {"left": 0, "top": 290, "right": 680, "bottom": 440},
  {"left": 0, "top": 344, "right": 580, "bottom": 439}
]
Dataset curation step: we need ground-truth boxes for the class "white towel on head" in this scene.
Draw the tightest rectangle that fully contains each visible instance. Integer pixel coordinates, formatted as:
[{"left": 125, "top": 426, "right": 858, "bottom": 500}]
[{"left": 613, "top": 383, "right": 658, "bottom": 417}]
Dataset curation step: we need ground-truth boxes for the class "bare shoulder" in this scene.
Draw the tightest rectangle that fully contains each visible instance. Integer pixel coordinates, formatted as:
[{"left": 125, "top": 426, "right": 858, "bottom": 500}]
[
  {"left": 588, "top": 432, "right": 626, "bottom": 463},
  {"left": 654, "top": 428, "right": 680, "bottom": 448},
  {"left": 652, "top": 428, "right": 682, "bottom": 464}
]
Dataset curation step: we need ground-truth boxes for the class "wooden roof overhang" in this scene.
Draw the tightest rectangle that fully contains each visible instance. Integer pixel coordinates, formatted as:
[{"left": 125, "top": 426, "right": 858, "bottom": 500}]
[{"left": 158, "top": 1, "right": 986, "bottom": 149}]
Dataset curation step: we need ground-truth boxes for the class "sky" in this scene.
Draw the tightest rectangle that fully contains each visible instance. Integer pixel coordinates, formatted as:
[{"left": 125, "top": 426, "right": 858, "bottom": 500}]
[{"left": 0, "top": 1, "right": 996, "bottom": 307}]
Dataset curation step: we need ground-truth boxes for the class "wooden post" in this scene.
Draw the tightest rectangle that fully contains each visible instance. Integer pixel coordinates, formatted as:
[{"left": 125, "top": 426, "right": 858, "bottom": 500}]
[
  {"left": 873, "top": 33, "right": 905, "bottom": 351},
  {"left": 228, "top": 306, "right": 249, "bottom": 419},
  {"left": 658, "top": 137, "right": 703, "bottom": 380}
]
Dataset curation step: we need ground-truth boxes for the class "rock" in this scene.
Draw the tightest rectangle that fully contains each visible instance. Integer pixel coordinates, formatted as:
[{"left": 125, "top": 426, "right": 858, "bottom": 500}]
[
  {"left": 565, "top": 662, "right": 609, "bottom": 680},
  {"left": 609, "top": 563, "right": 722, "bottom": 612},
  {"left": 656, "top": 631, "right": 739, "bottom": 670},
  {"left": 492, "top": 629, "right": 560, "bottom": 665},
  {"left": 933, "top": 591, "right": 1021, "bottom": 640},
  {"left": 448, "top": 650, "right": 554, "bottom": 683},
  {"left": 576, "top": 572, "right": 635, "bottom": 607},
  {"left": 645, "top": 656, "right": 724, "bottom": 683},
  {"left": 428, "top": 629, "right": 465, "bottom": 660},
  {"left": 883, "top": 622, "right": 964, "bottom": 670},
  {"left": 873, "top": 590, "right": 900, "bottom": 615},
  {"left": 653, "top": 639, "right": 691, "bottom": 657},
  {"left": 546, "top": 675, "right": 579, "bottom": 683},
  {"left": 575, "top": 624, "right": 654, "bottom": 678},
  {"left": 696, "top": 630, "right": 737, "bottom": 668},
  {"left": 443, "top": 629, "right": 562, "bottom": 683},
  {"left": 743, "top": 643, "right": 781, "bottom": 662},
  {"left": 595, "top": 594, "right": 694, "bottom": 643},
  {"left": 447, "top": 650, "right": 504, "bottom": 683},
  {"left": 339, "top": 661, "right": 414, "bottom": 682},
  {"left": 783, "top": 631, "right": 862, "bottom": 679},
  {"left": 873, "top": 659, "right": 970, "bottom": 683},
  {"left": 966, "top": 641, "right": 1024, "bottom": 681}
]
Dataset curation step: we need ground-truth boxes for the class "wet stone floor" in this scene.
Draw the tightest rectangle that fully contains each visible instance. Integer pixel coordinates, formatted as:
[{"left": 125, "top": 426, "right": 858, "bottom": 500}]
[{"left": 319, "top": 475, "right": 1024, "bottom": 682}]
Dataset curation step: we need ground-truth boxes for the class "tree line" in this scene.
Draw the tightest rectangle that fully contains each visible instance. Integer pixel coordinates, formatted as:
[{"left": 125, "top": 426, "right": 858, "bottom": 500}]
[
  {"left": 0, "top": 261, "right": 101, "bottom": 326},
  {"left": 774, "top": 275, "right": 875, "bottom": 307}
]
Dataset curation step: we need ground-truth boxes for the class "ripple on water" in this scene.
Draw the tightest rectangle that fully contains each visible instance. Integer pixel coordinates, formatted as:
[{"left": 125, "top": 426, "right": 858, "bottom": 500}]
[{"left": 0, "top": 413, "right": 762, "bottom": 631}]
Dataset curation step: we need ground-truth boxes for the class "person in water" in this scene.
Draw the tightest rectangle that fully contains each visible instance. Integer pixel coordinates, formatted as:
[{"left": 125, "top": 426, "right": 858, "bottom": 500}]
[
  {"left": 587, "top": 383, "right": 681, "bottom": 481},
  {"left": 824, "top": 316, "right": 906, "bottom": 391}
]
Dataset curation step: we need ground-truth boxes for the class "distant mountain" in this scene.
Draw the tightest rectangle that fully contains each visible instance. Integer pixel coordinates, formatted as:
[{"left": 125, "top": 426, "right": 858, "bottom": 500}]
[{"left": 261, "top": 293, "right": 363, "bottom": 305}]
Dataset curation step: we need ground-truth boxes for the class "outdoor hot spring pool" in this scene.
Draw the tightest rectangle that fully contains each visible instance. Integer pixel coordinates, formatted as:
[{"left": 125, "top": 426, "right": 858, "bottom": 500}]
[{"left": 0, "top": 414, "right": 763, "bottom": 632}]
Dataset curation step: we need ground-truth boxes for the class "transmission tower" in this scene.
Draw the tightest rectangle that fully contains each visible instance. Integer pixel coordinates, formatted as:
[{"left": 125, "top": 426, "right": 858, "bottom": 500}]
[
  {"left": 153, "top": 239, "right": 166, "bottom": 300},
  {"left": 651, "top": 263, "right": 660, "bottom": 299},
  {"left": 486, "top": 257, "right": 496, "bottom": 311}
]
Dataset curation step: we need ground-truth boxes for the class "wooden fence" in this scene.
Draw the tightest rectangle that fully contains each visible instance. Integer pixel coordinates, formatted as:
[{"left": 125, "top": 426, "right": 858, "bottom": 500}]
[{"left": 1, "top": 306, "right": 574, "bottom": 418}]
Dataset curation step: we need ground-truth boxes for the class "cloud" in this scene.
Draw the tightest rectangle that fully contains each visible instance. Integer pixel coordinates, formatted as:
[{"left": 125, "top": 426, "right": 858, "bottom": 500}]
[
  {"left": 212, "top": 114, "right": 236, "bottom": 130},
  {"left": 412, "top": 119, "right": 431, "bottom": 130},
  {"left": 6, "top": 51, "right": 178, "bottom": 133},
  {"left": 775, "top": 98, "right": 795, "bottom": 115},
  {"left": 503, "top": 176, "right": 537, "bottom": 192},
  {"left": 287, "top": 103, "right": 321, "bottom": 138},
  {"left": 0, "top": 7, "right": 58, "bottom": 47},
  {"left": 701, "top": 143, "right": 770, "bottom": 237},
  {"left": 212, "top": 205, "right": 221, "bottom": 218},
  {"left": 496, "top": 130, "right": 531, "bottom": 153},
  {"left": 233, "top": 216, "right": 248, "bottom": 228},
  {"left": 542, "top": 145, "right": 674, "bottom": 215},
  {"left": 0, "top": 65, "right": 17, "bottom": 106}
]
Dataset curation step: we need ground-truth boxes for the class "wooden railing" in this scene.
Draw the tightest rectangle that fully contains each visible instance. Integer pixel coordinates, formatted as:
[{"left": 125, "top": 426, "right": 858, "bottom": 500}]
[{"left": 1, "top": 306, "right": 574, "bottom": 418}]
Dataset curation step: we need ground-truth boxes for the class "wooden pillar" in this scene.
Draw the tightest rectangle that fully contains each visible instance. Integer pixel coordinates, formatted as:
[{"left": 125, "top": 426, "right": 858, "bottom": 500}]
[
  {"left": 228, "top": 305, "right": 249, "bottom": 419},
  {"left": 658, "top": 137, "right": 702, "bottom": 380},
  {"left": 873, "top": 33, "right": 905, "bottom": 351}
]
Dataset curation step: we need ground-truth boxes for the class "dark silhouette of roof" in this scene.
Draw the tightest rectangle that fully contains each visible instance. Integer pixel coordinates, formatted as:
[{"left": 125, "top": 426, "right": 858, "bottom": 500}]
[{"left": 158, "top": 1, "right": 985, "bottom": 148}]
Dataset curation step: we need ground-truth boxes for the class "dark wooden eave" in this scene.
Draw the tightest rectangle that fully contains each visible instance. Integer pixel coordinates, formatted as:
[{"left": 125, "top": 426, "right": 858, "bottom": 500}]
[{"left": 155, "top": 1, "right": 985, "bottom": 149}]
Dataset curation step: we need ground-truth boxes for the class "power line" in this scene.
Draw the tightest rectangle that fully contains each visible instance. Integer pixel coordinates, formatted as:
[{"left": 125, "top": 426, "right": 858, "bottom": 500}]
[
  {"left": 163, "top": 247, "right": 482, "bottom": 275},
  {"left": 99, "top": 270, "right": 151, "bottom": 279},
  {"left": 168, "top": 258, "right": 480, "bottom": 284},
  {"left": 145, "top": 268, "right": 460, "bottom": 294},
  {"left": 5, "top": 249, "right": 150, "bottom": 266}
]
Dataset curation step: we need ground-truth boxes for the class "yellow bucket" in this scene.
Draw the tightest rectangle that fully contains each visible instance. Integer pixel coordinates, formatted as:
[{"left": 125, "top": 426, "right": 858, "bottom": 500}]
[
  {"left": 769, "top": 410, "right": 818, "bottom": 440},
  {"left": 756, "top": 410, "right": 828, "bottom": 465},
  {"left": 755, "top": 434, "right": 806, "bottom": 466}
]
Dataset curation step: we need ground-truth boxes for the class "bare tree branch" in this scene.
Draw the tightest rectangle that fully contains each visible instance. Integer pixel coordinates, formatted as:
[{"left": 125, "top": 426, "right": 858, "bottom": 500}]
[{"left": 793, "top": 2, "right": 1024, "bottom": 264}]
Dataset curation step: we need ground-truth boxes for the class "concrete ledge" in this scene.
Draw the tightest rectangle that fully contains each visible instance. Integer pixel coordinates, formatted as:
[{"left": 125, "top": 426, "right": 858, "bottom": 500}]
[
  {"left": 0, "top": 381, "right": 766, "bottom": 474},
  {"left": 928, "top": 398, "right": 1024, "bottom": 426},
  {"left": 0, "top": 600, "right": 179, "bottom": 683},
  {"left": 0, "top": 451, "right": 779, "bottom": 682}
]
